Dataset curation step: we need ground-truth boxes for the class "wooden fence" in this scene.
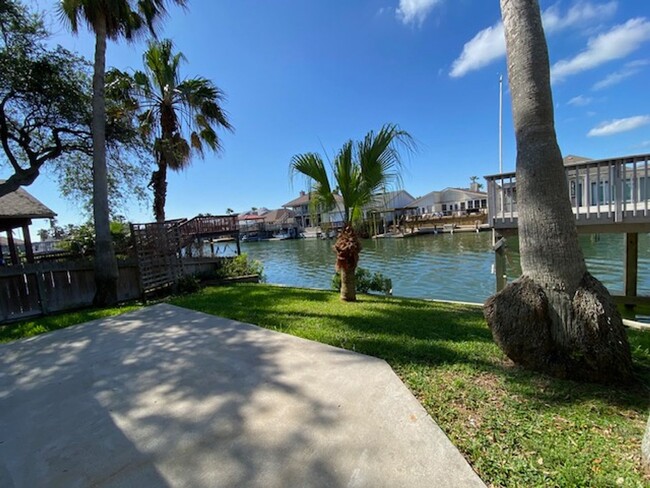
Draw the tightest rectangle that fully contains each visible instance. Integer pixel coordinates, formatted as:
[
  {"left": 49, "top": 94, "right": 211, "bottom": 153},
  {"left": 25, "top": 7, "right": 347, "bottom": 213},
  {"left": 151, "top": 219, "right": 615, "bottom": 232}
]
[{"left": 0, "top": 258, "right": 224, "bottom": 324}]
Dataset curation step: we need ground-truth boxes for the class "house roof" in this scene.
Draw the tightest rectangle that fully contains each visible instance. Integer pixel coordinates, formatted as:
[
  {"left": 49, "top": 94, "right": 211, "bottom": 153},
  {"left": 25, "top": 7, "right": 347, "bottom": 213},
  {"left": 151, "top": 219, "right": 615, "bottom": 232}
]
[
  {"left": 238, "top": 214, "right": 266, "bottom": 221},
  {"left": 282, "top": 192, "right": 343, "bottom": 208},
  {"left": 563, "top": 155, "right": 593, "bottom": 166},
  {"left": 411, "top": 190, "right": 441, "bottom": 207},
  {"left": 263, "top": 208, "right": 294, "bottom": 223},
  {"left": 365, "top": 190, "right": 416, "bottom": 210},
  {"left": 0, "top": 183, "right": 56, "bottom": 220},
  {"left": 444, "top": 187, "right": 487, "bottom": 197}
]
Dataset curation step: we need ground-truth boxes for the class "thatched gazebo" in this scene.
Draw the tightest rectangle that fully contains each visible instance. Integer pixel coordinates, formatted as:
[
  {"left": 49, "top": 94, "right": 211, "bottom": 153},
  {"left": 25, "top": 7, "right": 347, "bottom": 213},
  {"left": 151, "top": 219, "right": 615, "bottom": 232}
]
[{"left": 0, "top": 184, "right": 55, "bottom": 265}]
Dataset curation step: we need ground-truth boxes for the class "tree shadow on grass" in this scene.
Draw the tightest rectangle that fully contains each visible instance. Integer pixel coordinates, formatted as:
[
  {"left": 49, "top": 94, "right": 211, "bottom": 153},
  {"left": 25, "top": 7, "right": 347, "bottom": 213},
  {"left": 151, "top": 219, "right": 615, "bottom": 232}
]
[{"left": 172, "top": 284, "right": 650, "bottom": 412}]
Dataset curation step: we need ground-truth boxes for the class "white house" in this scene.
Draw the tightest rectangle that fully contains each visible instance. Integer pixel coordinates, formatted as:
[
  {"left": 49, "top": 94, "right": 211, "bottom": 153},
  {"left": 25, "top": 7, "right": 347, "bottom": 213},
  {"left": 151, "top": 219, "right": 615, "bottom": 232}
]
[
  {"left": 282, "top": 191, "right": 345, "bottom": 230},
  {"left": 411, "top": 186, "right": 488, "bottom": 217}
]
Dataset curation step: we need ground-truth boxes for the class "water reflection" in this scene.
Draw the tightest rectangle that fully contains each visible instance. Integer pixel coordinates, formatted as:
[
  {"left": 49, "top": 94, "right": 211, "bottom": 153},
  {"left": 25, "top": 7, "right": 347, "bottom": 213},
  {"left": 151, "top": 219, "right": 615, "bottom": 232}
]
[{"left": 241, "top": 233, "right": 650, "bottom": 303}]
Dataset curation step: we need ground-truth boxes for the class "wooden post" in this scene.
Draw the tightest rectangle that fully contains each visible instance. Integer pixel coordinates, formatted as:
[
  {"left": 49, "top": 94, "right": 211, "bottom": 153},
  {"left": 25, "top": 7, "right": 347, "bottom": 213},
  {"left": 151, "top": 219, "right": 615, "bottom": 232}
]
[
  {"left": 494, "top": 236, "right": 507, "bottom": 292},
  {"left": 624, "top": 232, "right": 638, "bottom": 309},
  {"left": 35, "top": 263, "right": 49, "bottom": 315},
  {"left": 236, "top": 232, "right": 241, "bottom": 256},
  {"left": 22, "top": 223, "right": 34, "bottom": 264},
  {"left": 6, "top": 230, "right": 19, "bottom": 265}
]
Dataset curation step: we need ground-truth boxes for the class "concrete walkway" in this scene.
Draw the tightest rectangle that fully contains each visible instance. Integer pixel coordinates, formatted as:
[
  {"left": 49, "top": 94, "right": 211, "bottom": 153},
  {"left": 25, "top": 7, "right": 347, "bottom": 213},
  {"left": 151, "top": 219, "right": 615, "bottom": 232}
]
[{"left": 0, "top": 304, "right": 485, "bottom": 487}]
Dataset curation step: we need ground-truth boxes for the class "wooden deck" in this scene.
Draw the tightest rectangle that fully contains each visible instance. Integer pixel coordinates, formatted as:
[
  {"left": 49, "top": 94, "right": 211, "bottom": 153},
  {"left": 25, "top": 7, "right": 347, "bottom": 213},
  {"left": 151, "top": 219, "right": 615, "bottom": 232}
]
[
  {"left": 485, "top": 153, "right": 650, "bottom": 305},
  {"left": 485, "top": 153, "right": 650, "bottom": 234}
]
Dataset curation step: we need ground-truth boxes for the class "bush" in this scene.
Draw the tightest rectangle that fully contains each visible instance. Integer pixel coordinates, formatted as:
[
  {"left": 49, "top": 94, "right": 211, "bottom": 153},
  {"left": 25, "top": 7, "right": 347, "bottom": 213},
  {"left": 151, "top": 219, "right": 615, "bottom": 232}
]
[
  {"left": 176, "top": 274, "right": 202, "bottom": 295},
  {"left": 332, "top": 267, "right": 392, "bottom": 295},
  {"left": 215, "top": 253, "right": 264, "bottom": 281}
]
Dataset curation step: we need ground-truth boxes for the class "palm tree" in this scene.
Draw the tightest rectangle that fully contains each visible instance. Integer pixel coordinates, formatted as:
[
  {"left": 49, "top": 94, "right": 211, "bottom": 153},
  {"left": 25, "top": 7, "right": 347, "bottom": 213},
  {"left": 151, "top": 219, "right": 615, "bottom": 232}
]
[
  {"left": 58, "top": 0, "right": 186, "bottom": 306},
  {"left": 290, "top": 124, "right": 413, "bottom": 301},
  {"left": 125, "top": 39, "right": 232, "bottom": 222},
  {"left": 484, "top": 0, "right": 633, "bottom": 383}
]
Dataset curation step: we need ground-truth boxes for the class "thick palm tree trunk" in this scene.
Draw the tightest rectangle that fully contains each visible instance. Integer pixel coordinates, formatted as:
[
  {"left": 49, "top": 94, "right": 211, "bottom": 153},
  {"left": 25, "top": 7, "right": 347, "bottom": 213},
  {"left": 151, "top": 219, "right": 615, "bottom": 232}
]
[
  {"left": 152, "top": 162, "right": 167, "bottom": 222},
  {"left": 335, "top": 225, "right": 361, "bottom": 302},
  {"left": 339, "top": 267, "right": 356, "bottom": 302},
  {"left": 91, "top": 19, "right": 119, "bottom": 307},
  {"left": 484, "top": 0, "right": 633, "bottom": 384}
]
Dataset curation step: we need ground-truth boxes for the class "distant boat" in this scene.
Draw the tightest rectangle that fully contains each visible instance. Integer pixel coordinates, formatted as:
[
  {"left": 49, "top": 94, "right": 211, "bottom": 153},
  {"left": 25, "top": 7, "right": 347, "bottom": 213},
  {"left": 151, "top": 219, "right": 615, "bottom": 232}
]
[
  {"left": 301, "top": 228, "right": 320, "bottom": 239},
  {"left": 270, "top": 232, "right": 291, "bottom": 241}
]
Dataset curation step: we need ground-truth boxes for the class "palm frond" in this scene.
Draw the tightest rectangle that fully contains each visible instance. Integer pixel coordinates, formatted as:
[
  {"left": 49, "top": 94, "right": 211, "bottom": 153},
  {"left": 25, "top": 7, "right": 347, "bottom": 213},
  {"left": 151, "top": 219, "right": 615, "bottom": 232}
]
[{"left": 289, "top": 153, "right": 336, "bottom": 212}]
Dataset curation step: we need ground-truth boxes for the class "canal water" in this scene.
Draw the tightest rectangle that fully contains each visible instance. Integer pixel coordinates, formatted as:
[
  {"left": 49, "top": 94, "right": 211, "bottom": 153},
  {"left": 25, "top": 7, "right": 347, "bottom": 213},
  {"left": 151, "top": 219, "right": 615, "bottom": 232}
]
[{"left": 240, "top": 232, "right": 650, "bottom": 303}]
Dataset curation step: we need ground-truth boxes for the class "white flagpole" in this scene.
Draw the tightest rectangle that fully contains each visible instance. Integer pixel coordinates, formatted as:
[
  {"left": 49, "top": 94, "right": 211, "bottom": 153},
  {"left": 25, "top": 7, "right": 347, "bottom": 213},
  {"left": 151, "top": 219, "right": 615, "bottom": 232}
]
[{"left": 499, "top": 74, "right": 503, "bottom": 175}]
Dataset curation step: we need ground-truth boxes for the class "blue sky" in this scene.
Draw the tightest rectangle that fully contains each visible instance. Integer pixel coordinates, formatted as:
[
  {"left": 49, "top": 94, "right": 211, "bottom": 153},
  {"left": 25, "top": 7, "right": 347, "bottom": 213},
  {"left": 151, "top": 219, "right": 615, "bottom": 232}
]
[{"left": 22, "top": 0, "right": 650, "bottom": 227}]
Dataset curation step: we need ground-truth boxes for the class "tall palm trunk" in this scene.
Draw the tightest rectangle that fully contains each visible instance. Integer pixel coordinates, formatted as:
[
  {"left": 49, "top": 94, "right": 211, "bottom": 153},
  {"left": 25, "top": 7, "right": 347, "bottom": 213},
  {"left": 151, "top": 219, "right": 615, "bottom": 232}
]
[
  {"left": 91, "top": 17, "right": 119, "bottom": 307},
  {"left": 152, "top": 105, "right": 176, "bottom": 222},
  {"left": 484, "top": 0, "right": 633, "bottom": 384},
  {"left": 335, "top": 225, "right": 361, "bottom": 301}
]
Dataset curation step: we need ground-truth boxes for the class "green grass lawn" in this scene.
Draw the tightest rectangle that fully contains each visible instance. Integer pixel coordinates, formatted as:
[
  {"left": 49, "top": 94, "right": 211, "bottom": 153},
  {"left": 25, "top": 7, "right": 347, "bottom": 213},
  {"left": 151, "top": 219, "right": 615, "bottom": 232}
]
[
  {"left": 0, "top": 304, "right": 142, "bottom": 344},
  {"left": 3, "top": 284, "right": 649, "bottom": 486},
  {"left": 170, "top": 284, "right": 650, "bottom": 488}
]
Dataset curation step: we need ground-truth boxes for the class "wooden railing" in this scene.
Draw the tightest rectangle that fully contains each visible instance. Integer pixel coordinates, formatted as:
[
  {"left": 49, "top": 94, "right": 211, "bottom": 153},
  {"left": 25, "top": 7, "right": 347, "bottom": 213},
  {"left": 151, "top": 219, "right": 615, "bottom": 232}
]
[
  {"left": 178, "top": 215, "right": 238, "bottom": 237},
  {"left": 485, "top": 153, "right": 650, "bottom": 230}
]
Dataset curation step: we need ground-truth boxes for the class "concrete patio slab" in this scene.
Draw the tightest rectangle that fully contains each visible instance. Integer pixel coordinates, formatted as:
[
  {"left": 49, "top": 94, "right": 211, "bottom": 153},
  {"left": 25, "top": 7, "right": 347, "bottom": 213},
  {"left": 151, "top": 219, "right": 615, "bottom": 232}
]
[{"left": 0, "top": 304, "right": 485, "bottom": 487}]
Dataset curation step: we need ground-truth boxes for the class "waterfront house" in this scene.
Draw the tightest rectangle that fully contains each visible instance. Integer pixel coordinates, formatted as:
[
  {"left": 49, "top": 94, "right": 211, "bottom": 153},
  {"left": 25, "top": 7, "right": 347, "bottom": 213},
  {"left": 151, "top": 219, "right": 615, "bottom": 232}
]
[
  {"left": 362, "top": 190, "right": 416, "bottom": 233},
  {"left": 282, "top": 191, "right": 345, "bottom": 230},
  {"left": 262, "top": 208, "right": 299, "bottom": 237},
  {"left": 411, "top": 186, "right": 488, "bottom": 218}
]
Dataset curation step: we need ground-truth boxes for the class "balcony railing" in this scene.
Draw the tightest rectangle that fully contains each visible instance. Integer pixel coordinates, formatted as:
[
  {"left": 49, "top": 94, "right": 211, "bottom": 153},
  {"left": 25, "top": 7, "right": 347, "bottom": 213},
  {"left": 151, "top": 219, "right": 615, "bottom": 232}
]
[{"left": 485, "top": 153, "right": 650, "bottom": 230}]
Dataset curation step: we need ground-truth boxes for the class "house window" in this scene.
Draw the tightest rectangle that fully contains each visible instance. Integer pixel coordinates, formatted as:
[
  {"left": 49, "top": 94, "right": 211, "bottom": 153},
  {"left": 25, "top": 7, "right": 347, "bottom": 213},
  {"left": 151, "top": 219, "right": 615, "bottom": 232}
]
[
  {"left": 639, "top": 176, "right": 650, "bottom": 201},
  {"left": 590, "top": 181, "right": 610, "bottom": 205},
  {"left": 481, "top": 199, "right": 487, "bottom": 208},
  {"left": 442, "top": 204, "right": 447, "bottom": 212},
  {"left": 460, "top": 202, "right": 466, "bottom": 211}
]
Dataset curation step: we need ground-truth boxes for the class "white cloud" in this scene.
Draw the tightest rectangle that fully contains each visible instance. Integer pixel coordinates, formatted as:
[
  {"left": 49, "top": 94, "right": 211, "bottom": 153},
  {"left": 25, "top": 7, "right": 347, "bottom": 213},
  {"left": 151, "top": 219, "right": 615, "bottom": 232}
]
[
  {"left": 449, "top": 1, "right": 618, "bottom": 78},
  {"left": 552, "top": 18, "right": 650, "bottom": 81},
  {"left": 587, "top": 115, "right": 650, "bottom": 137},
  {"left": 592, "top": 59, "right": 649, "bottom": 90},
  {"left": 543, "top": 1, "right": 617, "bottom": 34},
  {"left": 568, "top": 95, "right": 593, "bottom": 106},
  {"left": 450, "top": 22, "right": 504, "bottom": 78},
  {"left": 396, "top": 0, "right": 443, "bottom": 26}
]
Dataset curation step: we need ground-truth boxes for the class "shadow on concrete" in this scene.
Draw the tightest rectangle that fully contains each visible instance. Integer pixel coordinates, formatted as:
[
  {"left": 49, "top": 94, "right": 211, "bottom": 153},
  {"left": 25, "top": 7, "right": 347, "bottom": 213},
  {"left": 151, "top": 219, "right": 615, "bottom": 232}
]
[{"left": 0, "top": 305, "right": 359, "bottom": 487}]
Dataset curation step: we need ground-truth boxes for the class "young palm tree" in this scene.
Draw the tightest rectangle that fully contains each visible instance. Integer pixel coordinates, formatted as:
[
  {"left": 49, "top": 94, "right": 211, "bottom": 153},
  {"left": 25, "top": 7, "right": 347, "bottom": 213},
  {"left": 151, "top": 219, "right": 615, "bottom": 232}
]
[
  {"left": 58, "top": 0, "right": 186, "bottom": 306},
  {"left": 126, "top": 39, "right": 232, "bottom": 222},
  {"left": 290, "top": 124, "right": 413, "bottom": 301},
  {"left": 484, "top": 0, "right": 633, "bottom": 383}
]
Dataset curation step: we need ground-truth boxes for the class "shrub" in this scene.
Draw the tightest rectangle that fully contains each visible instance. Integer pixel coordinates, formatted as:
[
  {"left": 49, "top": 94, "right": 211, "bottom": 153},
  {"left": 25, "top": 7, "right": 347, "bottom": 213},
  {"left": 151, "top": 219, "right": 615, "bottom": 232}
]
[
  {"left": 176, "top": 274, "right": 202, "bottom": 294},
  {"left": 215, "top": 253, "right": 264, "bottom": 281},
  {"left": 332, "top": 267, "right": 392, "bottom": 295}
]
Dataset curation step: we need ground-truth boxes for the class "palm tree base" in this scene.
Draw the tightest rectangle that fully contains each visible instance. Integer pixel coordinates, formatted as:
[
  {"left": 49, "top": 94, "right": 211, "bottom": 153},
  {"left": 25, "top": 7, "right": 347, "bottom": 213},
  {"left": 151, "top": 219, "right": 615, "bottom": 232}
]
[
  {"left": 335, "top": 226, "right": 361, "bottom": 302},
  {"left": 484, "top": 273, "right": 635, "bottom": 385}
]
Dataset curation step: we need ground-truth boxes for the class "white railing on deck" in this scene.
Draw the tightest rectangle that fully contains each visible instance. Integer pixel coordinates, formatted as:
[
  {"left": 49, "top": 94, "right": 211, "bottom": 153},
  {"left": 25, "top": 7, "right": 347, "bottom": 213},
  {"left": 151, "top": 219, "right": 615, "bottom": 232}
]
[{"left": 485, "top": 153, "right": 650, "bottom": 228}]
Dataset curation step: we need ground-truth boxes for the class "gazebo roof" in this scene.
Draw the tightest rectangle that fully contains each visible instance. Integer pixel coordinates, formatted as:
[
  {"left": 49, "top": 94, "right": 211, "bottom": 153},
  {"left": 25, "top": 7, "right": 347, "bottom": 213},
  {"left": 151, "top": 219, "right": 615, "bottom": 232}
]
[{"left": 0, "top": 183, "right": 56, "bottom": 220}]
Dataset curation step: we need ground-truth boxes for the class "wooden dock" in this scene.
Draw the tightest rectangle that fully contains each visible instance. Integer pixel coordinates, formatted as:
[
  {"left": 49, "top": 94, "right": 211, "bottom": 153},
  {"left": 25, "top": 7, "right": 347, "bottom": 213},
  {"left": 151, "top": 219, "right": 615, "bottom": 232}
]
[{"left": 485, "top": 153, "right": 650, "bottom": 306}]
